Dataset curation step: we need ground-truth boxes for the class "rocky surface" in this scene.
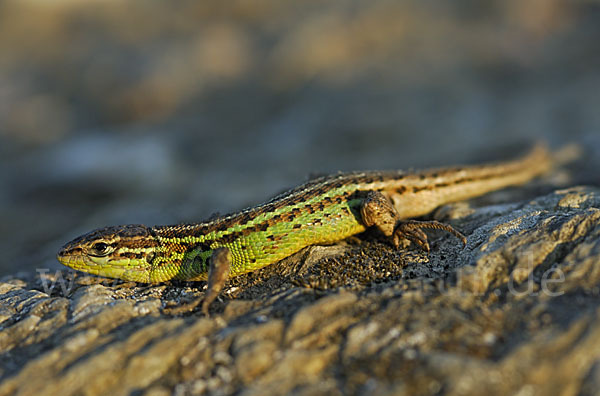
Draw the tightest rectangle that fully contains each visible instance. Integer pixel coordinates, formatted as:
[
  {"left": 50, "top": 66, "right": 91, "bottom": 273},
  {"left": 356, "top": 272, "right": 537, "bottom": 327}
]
[
  {"left": 1, "top": 1, "right": 600, "bottom": 395},
  {"left": 1, "top": 185, "right": 600, "bottom": 396}
]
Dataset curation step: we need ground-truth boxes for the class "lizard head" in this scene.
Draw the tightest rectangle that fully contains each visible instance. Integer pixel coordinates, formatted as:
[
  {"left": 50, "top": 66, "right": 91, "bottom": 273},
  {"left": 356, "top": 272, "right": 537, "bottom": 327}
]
[{"left": 57, "top": 224, "right": 159, "bottom": 282}]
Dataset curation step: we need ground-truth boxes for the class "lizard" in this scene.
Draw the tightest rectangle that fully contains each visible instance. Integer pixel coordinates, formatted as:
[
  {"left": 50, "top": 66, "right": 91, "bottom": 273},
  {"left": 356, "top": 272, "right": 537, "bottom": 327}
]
[{"left": 57, "top": 144, "right": 553, "bottom": 313}]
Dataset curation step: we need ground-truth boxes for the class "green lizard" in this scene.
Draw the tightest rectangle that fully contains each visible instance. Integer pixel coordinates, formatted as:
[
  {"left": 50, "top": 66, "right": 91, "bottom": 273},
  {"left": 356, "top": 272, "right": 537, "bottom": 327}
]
[{"left": 57, "top": 144, "right": 552, "bottom": 312}]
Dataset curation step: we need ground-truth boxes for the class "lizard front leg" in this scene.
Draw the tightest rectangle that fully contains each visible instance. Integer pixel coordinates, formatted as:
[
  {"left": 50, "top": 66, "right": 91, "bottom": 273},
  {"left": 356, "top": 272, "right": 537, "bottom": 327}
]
[
  {"left": 360, "top": 190, "right": 467, "bottom": 251},
  {"left": 201, "top": 247, "right": 232, "bottom": 315}
]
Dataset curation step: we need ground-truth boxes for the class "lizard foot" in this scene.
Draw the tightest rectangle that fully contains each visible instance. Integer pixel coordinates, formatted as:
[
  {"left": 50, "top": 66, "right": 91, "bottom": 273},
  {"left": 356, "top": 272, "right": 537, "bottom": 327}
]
[
  {"left": 360, "top": 190, "right": 466, "bottom": 251},
  {"left": 201, "top": 247, "right": 231, "bottom": 316},
  {"left": 392, "top": 220, "right": 466, "bottom": 252}
]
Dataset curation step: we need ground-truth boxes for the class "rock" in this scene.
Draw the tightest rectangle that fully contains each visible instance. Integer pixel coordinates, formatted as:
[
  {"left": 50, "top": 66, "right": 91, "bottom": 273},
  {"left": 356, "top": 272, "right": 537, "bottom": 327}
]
[{"left": 1, "top": 187, "right": 600, "bottom": 395}]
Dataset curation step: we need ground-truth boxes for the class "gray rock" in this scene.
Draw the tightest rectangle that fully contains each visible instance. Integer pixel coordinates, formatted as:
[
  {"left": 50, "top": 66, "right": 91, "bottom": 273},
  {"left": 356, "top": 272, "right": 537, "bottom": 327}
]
[{"left": 1, "top": 186, "right": 600, "bottom": 395}]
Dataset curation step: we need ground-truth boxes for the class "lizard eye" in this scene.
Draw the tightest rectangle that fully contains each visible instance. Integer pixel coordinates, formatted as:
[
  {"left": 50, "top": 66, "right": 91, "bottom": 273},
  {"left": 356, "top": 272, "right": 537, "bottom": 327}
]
[{"left": 89, "top": 242, "right": 111, "bottom": 256}]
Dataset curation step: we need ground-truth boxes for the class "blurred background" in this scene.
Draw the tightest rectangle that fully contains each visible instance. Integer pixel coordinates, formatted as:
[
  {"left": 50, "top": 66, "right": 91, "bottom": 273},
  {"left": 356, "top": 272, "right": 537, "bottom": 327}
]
[{"left": 1, "top": 0, "right": 599, "bottom": 276}]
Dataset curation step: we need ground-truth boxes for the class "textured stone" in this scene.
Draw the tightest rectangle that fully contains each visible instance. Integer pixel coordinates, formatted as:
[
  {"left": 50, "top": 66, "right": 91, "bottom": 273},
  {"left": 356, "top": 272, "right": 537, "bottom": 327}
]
[{"left": 1, "top": 187, "right": 600, "bottom": 395}]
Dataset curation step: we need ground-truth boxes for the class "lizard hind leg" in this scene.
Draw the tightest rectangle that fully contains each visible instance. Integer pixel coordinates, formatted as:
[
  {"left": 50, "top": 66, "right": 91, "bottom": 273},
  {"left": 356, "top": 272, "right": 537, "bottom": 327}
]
[
  {"left": 393, "top": 220, "right": 467, "bottom": 252},
  {"left": 360, "top": 190, "right": 400, "bottom": 237},
  {"left": 360, "top": 190, "right": 467, "bottom": 252}
]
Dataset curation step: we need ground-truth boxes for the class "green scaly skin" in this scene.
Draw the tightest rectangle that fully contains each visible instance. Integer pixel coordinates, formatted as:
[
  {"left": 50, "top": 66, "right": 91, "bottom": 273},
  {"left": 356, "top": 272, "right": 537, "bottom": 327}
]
[{"left": 57, "top": 144, "right": 552, "bottom": 283}]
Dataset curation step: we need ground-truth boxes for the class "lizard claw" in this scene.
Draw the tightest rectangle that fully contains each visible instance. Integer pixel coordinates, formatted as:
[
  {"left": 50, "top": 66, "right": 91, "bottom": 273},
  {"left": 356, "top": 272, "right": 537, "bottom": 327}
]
[{"left": 393, "top": 220, "right": 466, "bottom": 251}]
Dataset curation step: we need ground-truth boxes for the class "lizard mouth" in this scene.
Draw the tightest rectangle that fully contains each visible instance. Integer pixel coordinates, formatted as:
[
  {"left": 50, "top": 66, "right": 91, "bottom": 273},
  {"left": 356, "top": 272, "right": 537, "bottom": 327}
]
[
  {"left": 57, "top": 246, "right": 85, "bottom": 268},
  {"left": 56, "top": 248, "right": 152, "bottom": 282},
  {"left": 56, "top": 249, "right": 96, "bottom": 272}
]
